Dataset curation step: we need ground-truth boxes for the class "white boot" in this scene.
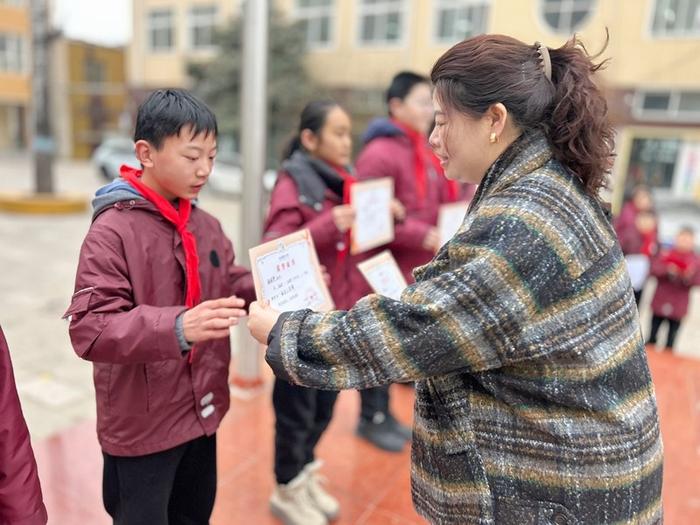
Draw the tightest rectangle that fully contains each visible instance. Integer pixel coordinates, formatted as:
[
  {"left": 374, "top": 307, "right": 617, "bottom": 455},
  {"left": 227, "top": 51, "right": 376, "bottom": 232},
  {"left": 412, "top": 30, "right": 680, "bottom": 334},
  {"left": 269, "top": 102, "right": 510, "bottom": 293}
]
[
  {"left": 304, "top": 460, "right": 340, "bottom": 520},
  {"left": 270, "top": 470, "right": 328, "bottom": 525}
]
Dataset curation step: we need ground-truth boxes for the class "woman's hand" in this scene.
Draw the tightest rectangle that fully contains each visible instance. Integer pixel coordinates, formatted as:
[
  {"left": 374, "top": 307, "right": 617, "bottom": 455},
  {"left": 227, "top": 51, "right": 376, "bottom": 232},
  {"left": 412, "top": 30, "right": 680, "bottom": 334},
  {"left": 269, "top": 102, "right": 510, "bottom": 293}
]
[
  {"left": 422, "top": 227, "right": 441, "bottom": 253},
  {"left": 332, "top": 204, "right": 356, "bottom": 233},
  {"left": 247, "top": 301, "right": 282, "bottom": 345}
]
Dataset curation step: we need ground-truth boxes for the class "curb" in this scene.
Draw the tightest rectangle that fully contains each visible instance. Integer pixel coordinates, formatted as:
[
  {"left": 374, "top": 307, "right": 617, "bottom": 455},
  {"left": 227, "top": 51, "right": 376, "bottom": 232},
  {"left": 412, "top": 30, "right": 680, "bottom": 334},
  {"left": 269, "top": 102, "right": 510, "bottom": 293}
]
[{"left": 0, "top": 192, "right": 88, "bottom": 214}]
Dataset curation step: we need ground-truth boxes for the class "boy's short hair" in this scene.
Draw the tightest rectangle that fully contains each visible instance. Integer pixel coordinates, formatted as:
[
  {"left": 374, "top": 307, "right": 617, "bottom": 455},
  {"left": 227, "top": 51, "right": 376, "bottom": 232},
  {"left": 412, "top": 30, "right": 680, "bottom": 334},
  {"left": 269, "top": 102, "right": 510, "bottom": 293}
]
[
  {"left": 386, "top": 71, "right": 429, "bottom": 107},
  {"left": 134, "top": 89, "right": 218, "bottom": 149},
  {"left": 679, "top": 225, "right": 695, "bottom": 236}
]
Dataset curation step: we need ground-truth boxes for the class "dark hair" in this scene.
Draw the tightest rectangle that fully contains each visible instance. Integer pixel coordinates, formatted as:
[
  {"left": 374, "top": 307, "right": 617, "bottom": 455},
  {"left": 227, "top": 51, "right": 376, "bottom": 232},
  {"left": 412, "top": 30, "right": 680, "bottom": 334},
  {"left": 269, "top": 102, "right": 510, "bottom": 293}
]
[
  {"left": 134, "top": 89, "right": 218, "bottom": 149},
  {"left": 386, "top": 71, "right": 430, "bottom": 113},
  {"left": 283, "top": 100, "right": 342, "bottom": 160},
  {"left": 431, "top": 34, "right": 614, "bottom": 197},
  {"left": 679, "top": 225, "right": 696, "bottom": 236}
]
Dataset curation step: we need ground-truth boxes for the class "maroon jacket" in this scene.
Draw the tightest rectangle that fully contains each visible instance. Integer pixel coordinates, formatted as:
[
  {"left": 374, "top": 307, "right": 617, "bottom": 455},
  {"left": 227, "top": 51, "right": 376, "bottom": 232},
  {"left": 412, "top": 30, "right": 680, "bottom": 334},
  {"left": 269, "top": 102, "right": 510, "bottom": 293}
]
[
  {"left": 263, "top": 152, "right": 357, "bottom": 310},
  {"left": 0, "top": 327, "right": 48, "bottom": 525},
  {"left": 650, "top": 248, "right": 700, "bottom": 320},
  {"left": 65, "top": 184, "right": 254, "bottom": 456},
  {"left": 353, "top": 119, "right": 471, "bottom": 299},
  {"left": 614, "top": 201, "right": 658, "bottom": 256}
]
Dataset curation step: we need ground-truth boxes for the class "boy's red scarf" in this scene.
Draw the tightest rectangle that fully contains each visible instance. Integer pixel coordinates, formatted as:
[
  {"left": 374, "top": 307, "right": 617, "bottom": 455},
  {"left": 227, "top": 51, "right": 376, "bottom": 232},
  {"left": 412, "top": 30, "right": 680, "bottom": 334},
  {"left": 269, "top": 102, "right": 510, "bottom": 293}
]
[
  {"left": 120, "top": 165, "right": 202, "bottom": 361},
  {"left": 392, "top": 119, "right": 460, "bottom": 202}
]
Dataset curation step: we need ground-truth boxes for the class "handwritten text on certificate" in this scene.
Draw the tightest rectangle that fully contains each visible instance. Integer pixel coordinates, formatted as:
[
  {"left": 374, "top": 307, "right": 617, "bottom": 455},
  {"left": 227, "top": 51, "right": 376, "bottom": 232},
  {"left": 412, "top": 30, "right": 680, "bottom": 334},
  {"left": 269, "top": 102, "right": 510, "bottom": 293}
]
[{"left": 255, "top": 239, "right": 327, "bottom": 312}]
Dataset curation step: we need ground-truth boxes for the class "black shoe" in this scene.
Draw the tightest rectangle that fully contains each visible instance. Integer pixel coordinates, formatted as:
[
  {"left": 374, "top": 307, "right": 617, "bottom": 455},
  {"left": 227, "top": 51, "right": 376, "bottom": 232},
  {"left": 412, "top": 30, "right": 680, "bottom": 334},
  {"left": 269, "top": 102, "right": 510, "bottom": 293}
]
[
  {"left": 386, "top": 413, "right": 412, "bottom": 442},
  {"left": 356, "top": 417, "right": 406, "bottom": 453}
]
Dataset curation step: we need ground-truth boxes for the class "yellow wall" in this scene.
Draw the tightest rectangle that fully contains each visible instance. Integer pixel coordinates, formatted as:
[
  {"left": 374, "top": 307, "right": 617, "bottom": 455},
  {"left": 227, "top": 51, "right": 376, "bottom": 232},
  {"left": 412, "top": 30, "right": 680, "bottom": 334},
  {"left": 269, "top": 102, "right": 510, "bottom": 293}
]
[
  {"left": 128, "top": 0, "right": 240, "bottom": 89},
  {"left": 64, "top": 41, "right": 128, "bottom": 158},
  {"left": 0, "top": 2, "right": 30, "bottom": 149}
]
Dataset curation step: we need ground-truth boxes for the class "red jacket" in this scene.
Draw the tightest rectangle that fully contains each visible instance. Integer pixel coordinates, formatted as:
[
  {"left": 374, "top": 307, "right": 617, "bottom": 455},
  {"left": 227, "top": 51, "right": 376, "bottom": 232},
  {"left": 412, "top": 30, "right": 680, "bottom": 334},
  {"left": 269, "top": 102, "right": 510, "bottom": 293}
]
[
  {"left": 614, "top": 201, "right": 658, "bottom": 256},
  {"left": 263, "top": 153, "right": 357, "bottom": 310},
  {"left": 0, "top": 327, "right": 48, "bottom": 525},
  {"left": 650, "top": 248, "right": 700, "bottom": 320},
  {"left": 66, "top": 185, "right": 254, "bottom": 456},
  {"left": 353, "top": 119, "right": 472, "bottom": 299}
]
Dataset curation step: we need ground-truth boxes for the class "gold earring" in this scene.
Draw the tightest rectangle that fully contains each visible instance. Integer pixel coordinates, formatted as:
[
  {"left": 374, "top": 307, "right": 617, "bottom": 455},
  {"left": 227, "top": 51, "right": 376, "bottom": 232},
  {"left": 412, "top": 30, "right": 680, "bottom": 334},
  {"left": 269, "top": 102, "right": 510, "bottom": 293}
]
[{"left": 489, "top": 132, "right": 498, "bottom": 144}]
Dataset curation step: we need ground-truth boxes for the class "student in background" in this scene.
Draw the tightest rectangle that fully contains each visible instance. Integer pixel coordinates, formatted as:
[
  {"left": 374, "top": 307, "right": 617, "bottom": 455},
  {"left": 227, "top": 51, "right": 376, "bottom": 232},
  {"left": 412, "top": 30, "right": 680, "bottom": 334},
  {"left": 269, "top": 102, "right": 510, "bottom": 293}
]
[
  {"left": 647, "top": 226, "right": 699, "bottom": 351},
  {"left": 351, "top": 71, "right": 473, "bottom": 453}
]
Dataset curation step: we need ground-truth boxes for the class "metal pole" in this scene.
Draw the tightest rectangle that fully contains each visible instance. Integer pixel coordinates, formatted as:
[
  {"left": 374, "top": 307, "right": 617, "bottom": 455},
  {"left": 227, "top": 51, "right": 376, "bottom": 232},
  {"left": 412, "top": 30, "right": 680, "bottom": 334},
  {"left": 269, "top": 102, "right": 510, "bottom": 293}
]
[
  {"left": 232, "top": 0, "right": 268, "bottom": 391},
  {"left": 31, "top": 0, "right": 54, "bottom": 194}
]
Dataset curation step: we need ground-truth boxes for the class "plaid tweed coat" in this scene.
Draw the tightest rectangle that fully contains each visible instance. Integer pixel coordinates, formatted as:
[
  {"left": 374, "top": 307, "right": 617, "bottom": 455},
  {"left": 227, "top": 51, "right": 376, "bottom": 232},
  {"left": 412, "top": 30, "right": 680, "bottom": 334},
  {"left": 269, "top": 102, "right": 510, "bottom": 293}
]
[{"left": 266, "top": 131, "right": 663, "bottom": 525}]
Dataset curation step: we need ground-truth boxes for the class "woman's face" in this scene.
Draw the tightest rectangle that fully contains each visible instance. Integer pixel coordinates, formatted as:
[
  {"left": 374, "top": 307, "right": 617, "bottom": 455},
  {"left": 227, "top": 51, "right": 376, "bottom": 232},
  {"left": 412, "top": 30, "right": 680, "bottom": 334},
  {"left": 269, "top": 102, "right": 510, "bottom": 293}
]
[
  {"left": 305, "top": 106, "right": 352, "bottom": 167},
  {"left": 429, "top": 94, "right": 493, "bottom": 184}
]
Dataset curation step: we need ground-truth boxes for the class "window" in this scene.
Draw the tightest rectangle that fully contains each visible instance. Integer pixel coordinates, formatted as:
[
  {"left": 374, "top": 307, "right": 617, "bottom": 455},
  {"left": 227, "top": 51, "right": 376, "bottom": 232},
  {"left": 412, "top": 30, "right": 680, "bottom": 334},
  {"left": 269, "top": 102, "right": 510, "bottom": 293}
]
[
  {"left": 148, "top": 9, "right": 174, "bottom": 52},
  {"left": 190, "top": 5, "right": 218, "bottom": 50},
  {"left": 541, "top": 0, "right": 594, "bottom": 34},
  {"left": 651, "top": 0, "right": 700, "bottom": 36},
  {"left": 358, "top": 0, "right": 406, "bottom": 46},
  {"left": 635, "top": 90, "right": 700, "bottom": 122},
  {"left": 627, "top": 138, "right": 681, "bottom": 190},
  {"left": 84, "top": 59, "right": 105, "bottom": 84},
  {"left": 0, "top": 0, "right": 25, "bottom": 7},
  {"left": 0, "top": 33, "right": 24, "bottom": 73},
  {"left": 295, "top": 0, "right": 334, "bottom": 48},
  {"left": 435, "top": 0, "right": 489, "bottom": 43}
]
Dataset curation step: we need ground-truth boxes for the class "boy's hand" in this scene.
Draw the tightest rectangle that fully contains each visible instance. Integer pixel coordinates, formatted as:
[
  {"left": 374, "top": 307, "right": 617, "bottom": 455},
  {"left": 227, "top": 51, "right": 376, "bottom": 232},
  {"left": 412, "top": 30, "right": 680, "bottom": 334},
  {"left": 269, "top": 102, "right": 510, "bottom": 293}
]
[
  {"left": 183, "top": 296, "right": 247, "bottom": 343},
  {"left": 247, "top": 301, "right": 281, "bottom": 345},
  {"left": 332, "top": 205, "right": 356, "bottom": 233},
  {"left": 422, "top": 227, "right": 441, "bottom": 253},
  {"left": 391, "top": 199, "right": 406, "bottom": 222}
]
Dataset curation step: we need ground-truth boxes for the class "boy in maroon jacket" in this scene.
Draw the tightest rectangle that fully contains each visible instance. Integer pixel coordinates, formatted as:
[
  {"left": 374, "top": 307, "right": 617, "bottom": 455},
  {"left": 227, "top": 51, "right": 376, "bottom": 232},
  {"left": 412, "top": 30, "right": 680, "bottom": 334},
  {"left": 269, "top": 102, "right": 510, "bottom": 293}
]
[
  {"left": 350, "top": 72, "right": 471, "bottom": 452},
  {"left": 0, "top": 326, "right": 48, "bottom": 525},
  {"left": 64, "top": 90, "right": 254, "bottom": 524},
  {"left": 647, "top": 226, "right": 699, "bottom": 351}
]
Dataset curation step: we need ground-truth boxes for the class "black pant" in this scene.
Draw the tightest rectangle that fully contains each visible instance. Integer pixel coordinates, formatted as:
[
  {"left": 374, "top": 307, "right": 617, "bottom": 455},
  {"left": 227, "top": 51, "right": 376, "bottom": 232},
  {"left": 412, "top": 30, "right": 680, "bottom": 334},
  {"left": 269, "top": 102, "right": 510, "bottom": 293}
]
[
  {"left": 648, "top": 315, "right": 682, "bottom": 349},
  {"left": 103, "top": 435, "right": 216, "bottom": 525},
  {"left": 633, "top": 289, "right": 643, "bottom": 306},
  {"left": 359, "top": 385, "right": 390, "bottom": 421},
  {"left": 273, "top": 378, "right": 338, "bottom": 484}
]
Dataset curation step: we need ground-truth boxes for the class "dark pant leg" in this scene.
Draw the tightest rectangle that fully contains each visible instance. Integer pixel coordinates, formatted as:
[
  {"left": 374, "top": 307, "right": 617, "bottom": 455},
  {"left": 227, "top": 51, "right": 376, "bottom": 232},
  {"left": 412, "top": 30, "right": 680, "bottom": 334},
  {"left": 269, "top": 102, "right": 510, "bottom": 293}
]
[
  {"left": 648, "top": 315, "right": 664, "bottom": 345},
  {"left": 273, "top": 378, "right": 317, "bottom": 484},
  {"left": 103, "top": 444, "right": 186, "bottom": 525},
  {"left": 303, "top": 389, "right": 339, "bottom": 466},
  {"left": 359, "top": 385, "right": 390, "bottom": 421},
  {"left": 634, "top": 289, "right": 643, "bottom": 306},
  {"left": 666, "top": 318, "right": 682, "bottom": 349},
  {"left": 168, "top": 435, "right": 218, "bottom": 525}
]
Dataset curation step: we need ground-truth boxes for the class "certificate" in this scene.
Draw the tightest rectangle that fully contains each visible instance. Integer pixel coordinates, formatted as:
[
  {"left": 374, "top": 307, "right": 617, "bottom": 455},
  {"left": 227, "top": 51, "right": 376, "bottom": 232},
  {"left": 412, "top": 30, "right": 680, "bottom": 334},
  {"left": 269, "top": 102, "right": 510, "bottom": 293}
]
[
  {"left": 624, "top": 254, "right": 650, "bottom": 291},
  {"left": 350, "top": 178, "right": 394, "bottom": 255},
  {"left": 438, "top": 201, "right": 470, "bottom": 246},
  {"left": 356, "top": 250, "right": 407, "bottom": 301},
  {"left": 249, "top": 229, "right": 334, "bottom": 312}
]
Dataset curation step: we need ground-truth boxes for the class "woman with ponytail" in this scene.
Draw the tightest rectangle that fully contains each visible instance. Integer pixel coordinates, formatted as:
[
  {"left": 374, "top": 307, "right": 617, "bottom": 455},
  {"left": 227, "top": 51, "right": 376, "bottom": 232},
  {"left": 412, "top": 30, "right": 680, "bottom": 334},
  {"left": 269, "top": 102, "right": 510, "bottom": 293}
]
[{"left": 250, "top": 36, "right": 663, "bottom": 524}]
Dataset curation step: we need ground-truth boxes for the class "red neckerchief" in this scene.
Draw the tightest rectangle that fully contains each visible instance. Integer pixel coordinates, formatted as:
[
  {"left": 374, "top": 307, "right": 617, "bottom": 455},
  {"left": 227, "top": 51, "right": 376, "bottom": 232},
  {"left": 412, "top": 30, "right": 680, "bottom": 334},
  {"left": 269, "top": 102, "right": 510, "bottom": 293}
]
[
  {"left": 640, "top": 229, "right": 657, "bottom": 258},
  {"left": 328, "top": 162, "right": 355, "bottom": 267},
  {"left": 662, "top": 249, "right": 692, "bottom": 273},
  {"left": 120, "top": 165, "right": 201, "bottom": 363},
  {"left": 392, "top": 120, "right": 428, "bottom": 202}
]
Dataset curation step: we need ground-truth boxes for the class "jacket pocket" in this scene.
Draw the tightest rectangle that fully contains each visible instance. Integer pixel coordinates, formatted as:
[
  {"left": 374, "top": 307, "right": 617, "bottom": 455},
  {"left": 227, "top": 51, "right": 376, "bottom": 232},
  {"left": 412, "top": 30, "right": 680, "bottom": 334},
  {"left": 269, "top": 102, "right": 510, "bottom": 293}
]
[
  {"left": 62, "top": 287, "right": 95, "bottom": 320},
  {"left": 107, "top": 363, "right": 149, "bottom": 415}
]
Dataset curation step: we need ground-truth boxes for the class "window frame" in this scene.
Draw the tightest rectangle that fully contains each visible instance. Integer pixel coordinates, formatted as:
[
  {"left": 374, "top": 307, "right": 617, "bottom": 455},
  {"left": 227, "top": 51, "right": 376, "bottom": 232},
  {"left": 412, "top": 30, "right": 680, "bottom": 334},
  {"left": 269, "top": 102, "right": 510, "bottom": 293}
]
[
  {"left": 356, "top": 0, "right": 409, "bottom": 48},
  {"left": 539, "top": 0, "right": 596, "bottom": 35},
  {"left": 432, "top": 0, "right": 491, "bottom": 45},
  {"left": 147, "top": 8, "right": 176, "bottom": 53},
  {"left": 293, "top": 0, "right": 336, "bottom": 50}
]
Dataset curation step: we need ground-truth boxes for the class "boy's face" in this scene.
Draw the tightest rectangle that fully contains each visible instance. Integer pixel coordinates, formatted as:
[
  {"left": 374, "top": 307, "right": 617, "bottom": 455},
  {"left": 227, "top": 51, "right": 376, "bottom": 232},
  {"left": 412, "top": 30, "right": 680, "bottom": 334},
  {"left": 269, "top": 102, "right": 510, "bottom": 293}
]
[
  {"left": 136, "top": 125, "right": 217, "bottom": 200},
  {"left": 676, "top": 231, "right": 695, "bottom": 253}
]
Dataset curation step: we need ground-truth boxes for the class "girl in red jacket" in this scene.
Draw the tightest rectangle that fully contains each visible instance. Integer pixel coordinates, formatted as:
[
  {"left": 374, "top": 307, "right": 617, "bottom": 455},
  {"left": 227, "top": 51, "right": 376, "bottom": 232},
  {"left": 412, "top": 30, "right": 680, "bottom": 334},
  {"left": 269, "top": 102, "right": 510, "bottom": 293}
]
[
  {"left": 647, "top": 226, "right": 700, "bottom": 351},
  {"left": 264, "top": 100, "right": 399, "bottom": 525}
]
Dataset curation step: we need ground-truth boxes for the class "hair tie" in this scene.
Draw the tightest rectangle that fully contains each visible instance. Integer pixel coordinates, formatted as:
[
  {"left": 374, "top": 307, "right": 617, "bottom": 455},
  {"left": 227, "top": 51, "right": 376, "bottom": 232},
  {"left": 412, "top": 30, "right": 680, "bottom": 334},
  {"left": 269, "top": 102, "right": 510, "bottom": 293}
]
[{"left": 535, "top": 42, "right": 552, "bottom": 82}]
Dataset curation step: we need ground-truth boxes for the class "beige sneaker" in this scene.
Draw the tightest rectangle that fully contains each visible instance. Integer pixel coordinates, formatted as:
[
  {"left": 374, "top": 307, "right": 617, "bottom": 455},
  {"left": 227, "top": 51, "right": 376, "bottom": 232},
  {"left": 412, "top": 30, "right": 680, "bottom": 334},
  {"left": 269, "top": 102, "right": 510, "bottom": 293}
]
[
  {"left": 304, "top": 461, "right": 340, "bottom": 520},
  {"left": 270, "top": 470, "right": 328, "bottom": 525}
]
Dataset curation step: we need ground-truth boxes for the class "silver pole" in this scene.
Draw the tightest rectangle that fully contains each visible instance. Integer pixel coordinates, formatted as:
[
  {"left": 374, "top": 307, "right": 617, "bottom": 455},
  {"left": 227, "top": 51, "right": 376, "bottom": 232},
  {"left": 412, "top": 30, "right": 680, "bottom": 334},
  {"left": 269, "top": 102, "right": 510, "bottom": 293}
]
[
  {"left": 31, "top": 0, "right": 55, "bottom": 193},
  {"left": 232, "top": 0, "right": 268, "bottom": 389}
]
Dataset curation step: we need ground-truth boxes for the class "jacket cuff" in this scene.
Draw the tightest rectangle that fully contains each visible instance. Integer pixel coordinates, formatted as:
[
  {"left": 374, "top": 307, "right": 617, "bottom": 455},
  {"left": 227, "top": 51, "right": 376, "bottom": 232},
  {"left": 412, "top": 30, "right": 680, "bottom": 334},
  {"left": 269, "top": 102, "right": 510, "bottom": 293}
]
[
  {"left": 265, "top": 311, "right": 295, "bottom": 383},
  {"left": 156, "top": 306, "right": 189, "bottom": 360},
  {"left": 175, "top": 312, "right": 193, "bottom": 354}
]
